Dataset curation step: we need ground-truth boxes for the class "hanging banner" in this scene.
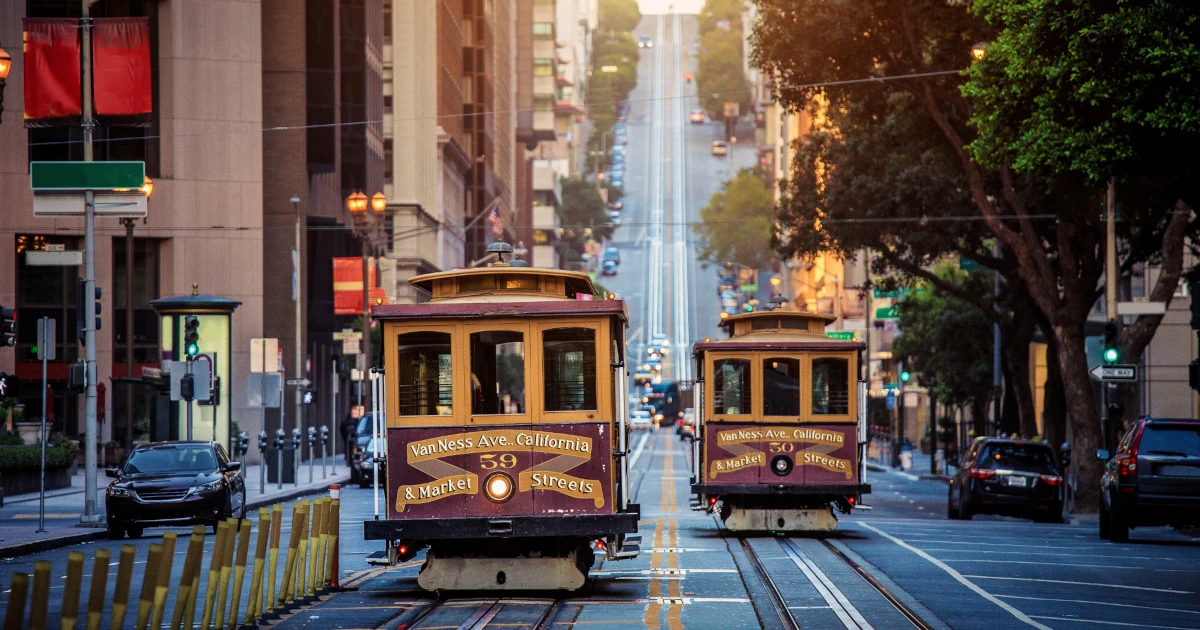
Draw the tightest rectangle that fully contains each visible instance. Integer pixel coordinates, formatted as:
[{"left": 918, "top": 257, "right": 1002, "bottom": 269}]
[
  {"left": 333, "top": 257, "right": 383, "bottom": 315},
  {"left": 23, "top": 18, "right": 82, "bottom": 126},
  {"left": 92, "top": 17, "right": 152, "bottom": 125}
]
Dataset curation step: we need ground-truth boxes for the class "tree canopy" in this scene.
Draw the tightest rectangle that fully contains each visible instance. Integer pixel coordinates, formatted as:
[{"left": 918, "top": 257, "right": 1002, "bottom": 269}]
[
  {"left": 696, "top": 168, "right": 776, "bottom": 270},
  {"left": 695, "top": 19, "right": 751, "bottom": 121},
  {"left": 597, "top": 0, "right": 642, "bottom": 33},
  {"left": 557, "top": 177, "right": 614, "bottom": 266}
]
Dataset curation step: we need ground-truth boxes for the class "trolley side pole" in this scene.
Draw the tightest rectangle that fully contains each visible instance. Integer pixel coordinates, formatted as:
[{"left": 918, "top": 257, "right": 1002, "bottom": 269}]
[
  {"left": 614, "top": 359, "right": 629, "bottom": 512},
  {"left": 371, "top": 369, "right": 381, "bottom": 520}
]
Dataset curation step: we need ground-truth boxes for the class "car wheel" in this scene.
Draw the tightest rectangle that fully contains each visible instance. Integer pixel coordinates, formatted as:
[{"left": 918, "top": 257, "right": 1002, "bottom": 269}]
[
  {"left": 1098, "top": 501, "right": 1111, "bottom": 539},
  {"left": 1108, "top": 502, "right": 1130, "bottom": 542},
  {"left": 350, "top": 468, "right": 360, "bottom": 484},
  {"left": 107, "top": 524, "right": 124, "bottom": 540},
  {"left": 359, "top": 478, "right": 371, "bottom": 489},
  {"left": 126, "top": 526, "right": 144, "bottom": 539},
  {"left": 958, "top": 499, "right": 973, "bottom": 521}
]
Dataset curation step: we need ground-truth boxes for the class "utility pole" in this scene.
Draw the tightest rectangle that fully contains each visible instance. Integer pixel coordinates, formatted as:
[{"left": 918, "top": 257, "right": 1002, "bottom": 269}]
[
  {"left": 80, "top": 0, "right": 102, "bottom": 525},
  {"left": 1106, "top": 179, "right": 1118, "bottom": 324},
  {"left": 122, "top": 218, "right": 135, "bottom": 449},
  {"left": 929, "top": 380, "right": 938, "bottom": 475},
  {"left": 292, "top": 196, "right": 303, "bottom": 457}
]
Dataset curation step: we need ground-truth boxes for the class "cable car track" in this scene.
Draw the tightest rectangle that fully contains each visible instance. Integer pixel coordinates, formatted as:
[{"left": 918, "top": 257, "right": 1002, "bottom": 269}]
[
  {"left": 738, "top": 538, "right": 801, "bottom": 630},
  {"left": 401, "top": 597, "right": 564, "bottom": 630}
]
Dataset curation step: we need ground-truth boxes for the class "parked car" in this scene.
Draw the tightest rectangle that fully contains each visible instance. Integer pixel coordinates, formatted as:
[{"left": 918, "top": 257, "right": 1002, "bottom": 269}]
[
  {"left": 353, "top": 436, "right": 388, "bottom": 489},
  {"left": 689, "top": 109, "right": 706, "bottom": 124},
  {"left": 711, "top": 140, "right": 728, "bottom": 156},
  {"left": 680, "top": 408, "right": 697, "bottom": 440},
  {"left": 105, "top": 441, "right": 247, "bottom": 539},
  {"left": 607, "top": 210, "right": 622, "bottom": 225},
  {"left": 639, "top": 34, "right": 653, "bottom": 48},
  {"left": 603, "top": 246, "right": 621, "bottom": 265},
  {"left": 1098, "top": 417, "right": 1200, "bottom": 542},
  {"left": 634, "top": 367, "right": 654, "bottom": 386},
  {"left": 650, "top": 333, "right": 668, "bottom": 354},
  {"left": 602, "top": 260, "right": 618, "bottom": 276},
  {"left": 947, "top": 438, "right": 1064, "bottom": 522},
  {"left": 350, "top": 412, "right": 383, "bottom": 483},
  {"left": 630, "top": 410, "right": 654, "bottom": 431},
  {"left": 611, "top": 178, "right": 624, "bottom": 190}
]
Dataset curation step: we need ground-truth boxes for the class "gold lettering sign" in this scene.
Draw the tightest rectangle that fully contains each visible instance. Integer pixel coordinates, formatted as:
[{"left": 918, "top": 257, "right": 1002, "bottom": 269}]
[
  {"left": 802, "top": 452, "right": 853, "bottom": 478},
  {"left": 717, "top": 427, "right": 845, "bottom": 447},
  {"left": 406, "top": 430, "right": 593, "bottom": 463},
  {"left": 519, "top": 470, "right": 605, "bottom": 508},
  {"left": 395, "top": 474, "right": 477, "bottom": 512},
  {"left": 709, "top": 451, "right": 765, "bottom": 477}
]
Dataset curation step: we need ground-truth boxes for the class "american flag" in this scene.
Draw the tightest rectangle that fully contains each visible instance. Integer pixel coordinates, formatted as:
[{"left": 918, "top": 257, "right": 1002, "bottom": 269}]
[{"left": 487, "top": 206, "right": 504, "bottom": 238}]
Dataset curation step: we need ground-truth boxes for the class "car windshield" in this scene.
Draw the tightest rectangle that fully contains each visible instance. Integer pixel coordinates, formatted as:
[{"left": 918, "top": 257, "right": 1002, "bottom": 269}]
[
  {"left": 1140, "top": 424, "right": 1200, "bottom": 456},
  {"left": 978, "top": 442, "right": 1056, "bottom": 472},
  {"left": 124, "top": 445, "right": 217, "bottom": 475},
  {"left": 355, "top": 413, "right": 381, "bottom": 435}
]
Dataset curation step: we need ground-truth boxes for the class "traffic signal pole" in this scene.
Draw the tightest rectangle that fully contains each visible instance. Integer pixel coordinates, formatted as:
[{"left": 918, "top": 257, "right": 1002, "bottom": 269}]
[
  {"left": 80, "top": 0, "right": 102, "bottom": 525},
  {"left": 1105, "top": 179, "right": 1118, "bottom": 454}
]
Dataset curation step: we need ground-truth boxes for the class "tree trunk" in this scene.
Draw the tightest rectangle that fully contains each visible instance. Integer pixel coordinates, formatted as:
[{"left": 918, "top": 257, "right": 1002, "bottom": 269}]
[
  {"left": 1002, "top": 314, "right": 1039, "bottom": 439},
  {"left": 1042, "top": 332, "right": 1067, "bottom": 459},
  {"left": 1053, "top": 324, "right": 1104, "bottom": 512},
  {"left": 970, "top": 399, "right": 988, "bottom": 440}
]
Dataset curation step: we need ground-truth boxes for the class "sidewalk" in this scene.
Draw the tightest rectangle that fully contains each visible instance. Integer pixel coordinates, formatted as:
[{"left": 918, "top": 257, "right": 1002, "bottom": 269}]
[
  {"left": 865, "top": 450, "right": 955, "bottom": 482},
  {"left": 0, "top": 459, "right": 350, "bottom": 557}
]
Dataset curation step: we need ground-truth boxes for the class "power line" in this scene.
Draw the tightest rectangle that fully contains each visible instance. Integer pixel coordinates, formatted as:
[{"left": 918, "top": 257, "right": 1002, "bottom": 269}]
[{"left": 13, "top": 69, "right": 965, "bottom": 150}]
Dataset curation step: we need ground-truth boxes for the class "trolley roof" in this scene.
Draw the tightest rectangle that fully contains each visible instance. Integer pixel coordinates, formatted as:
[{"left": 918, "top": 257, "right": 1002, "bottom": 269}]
[{"left": 694, "top": 310, "right": 864, "bottom": 353}]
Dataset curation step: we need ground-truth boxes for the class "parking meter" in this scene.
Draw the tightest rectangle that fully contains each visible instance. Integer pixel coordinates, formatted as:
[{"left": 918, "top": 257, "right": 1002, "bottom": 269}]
[
  {"left": 238, "top": 431, "right": 250, "bottom": 457},
  {"left": 257, "top": 431, "right": 268, "bottom": 493},
  {"left": 291, "top": 428, "right": 302, "bottom": 487},
  {"left": 306, "top": 426, "right": 317, "bottom": 483},
  {"left": 274, "top": 428, "right": 285, "bottom": 489},
  {"left": 319, "top": 426, "right": 330, "bottom": 479}
]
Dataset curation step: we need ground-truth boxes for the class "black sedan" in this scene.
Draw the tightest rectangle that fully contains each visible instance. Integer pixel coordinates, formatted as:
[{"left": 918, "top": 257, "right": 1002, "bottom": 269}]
[
  {"left": 948, "top": 438, "right": 1064, "bottom": 522},
  {"left": 353, "top": 436, "right": 387, "bottom": 489},
  {"left": 105, "top": 441, "right": 247, "bottom": 538}
]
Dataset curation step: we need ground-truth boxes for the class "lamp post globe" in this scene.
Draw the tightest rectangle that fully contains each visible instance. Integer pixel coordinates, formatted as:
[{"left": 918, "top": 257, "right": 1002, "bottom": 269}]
[
  {"left": 140, "top": 176, "right": 154, "bottom": 197},
  {"left": 371, "top": 192, "right": 387, "bottom": 213}
]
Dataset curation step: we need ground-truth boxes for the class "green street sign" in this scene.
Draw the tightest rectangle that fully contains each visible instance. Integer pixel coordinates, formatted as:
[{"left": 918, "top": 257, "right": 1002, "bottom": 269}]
[
  {"left": 738, "top": 284, "right": 758, "bottom": 292},
  {"left": 875, "top": 306, "right": 899, "bottom": 320},
  {"left": 873, "top": 288, "right": 902, "bottom": 299},
  {"left": 958, "top": 257, "right": 986, "bottom": 271},
  {"left": 31, "top": 161, "right": 145, "bottom": 191},
  {"left": 825, "top": 331, "right": 857, "bottom": 341}
]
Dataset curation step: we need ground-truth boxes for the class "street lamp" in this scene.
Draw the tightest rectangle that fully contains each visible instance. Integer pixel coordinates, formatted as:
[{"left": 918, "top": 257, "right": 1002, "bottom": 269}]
[
  {"left": 971, "top": 41, "right": 988, "bottom": 61},
  {"left": 0, "top": 42, "right": 11, "bottom": 124},
  {"left": 121, "top": 177, "right": 152, "bottom": 448},
  {"left": 139, "top": 176, "right": 153, "bottom": 197},
  {"left": 347, "top": 190, "right": 385, "bottom": 406}
]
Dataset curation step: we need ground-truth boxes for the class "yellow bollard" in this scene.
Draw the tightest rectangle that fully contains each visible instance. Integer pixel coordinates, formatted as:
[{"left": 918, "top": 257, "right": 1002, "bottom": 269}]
[
  {"left": 30, "top": 561, "right": 51, "bottom": 630},
  {"left": 62, "top": 550, "right": 85, "bottom": 630},
  {"left": 182, "top": 530, "right": 206, "bottom": 629},
  {"left": 135, "top": 544, "right": 162, "bottom": 630},
  {"left": 280, "top": 503, "right": 306, "bottom": 607},
  {"left": 227, "top": 518, "right": 253, "bottom": 630},
  {"left": 169, "top": 528, "right": 206, "bottom": 630},
  {"left": 295, "top": 501, "right": 310, "bottom": 601},
  {"left": 308, "top": 498, "right": 325, "bottom": 597},
  {"left": 111, "top": 545, "right": 136, "bottom": 630},
  {"left": 86, "top": 549, "right": 112, "bottom": 630},
  {"left": 246, "top": 508, "right": 271, "bottom": 624},
  {"left": 3, "top": 573, "right": 29, "bottom": 630},
  {"left": 149, "top": 531, "right": 178, "bottom": 630},
  {"left": 200, "top": 521, "right": 232, "bottom": 630},
  {"left": 266, "top": 503, "right": 283, "bottom": 615},
  {"left": 313, "top": 498, "right": 329, "bottom": 593},
  {"left": 326, "top": 499, "right": 340, "bottom": 589},
  {"left": 214, "top": 517, "right": 239, "bottom": 629}
]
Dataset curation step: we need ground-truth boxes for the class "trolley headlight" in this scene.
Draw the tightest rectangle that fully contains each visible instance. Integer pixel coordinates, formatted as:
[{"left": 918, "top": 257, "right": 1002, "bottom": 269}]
[
  {"left": 771, "top": 455, "right": 794, "bottom": 477},
  {"left": 484, "top": 472, "right": 515, "bottom": 503}
]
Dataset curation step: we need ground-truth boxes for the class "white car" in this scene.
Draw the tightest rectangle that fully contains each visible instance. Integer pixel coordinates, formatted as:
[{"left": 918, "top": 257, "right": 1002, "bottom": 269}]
[{"left": 629, "top": 410, "right": 654, "bottom": 431}]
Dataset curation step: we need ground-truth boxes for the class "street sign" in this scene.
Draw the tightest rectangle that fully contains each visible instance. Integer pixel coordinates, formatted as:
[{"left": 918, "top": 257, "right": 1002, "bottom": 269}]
[
  {"left": 738, "top": 284, "right": 758, "bottom": 293},
  {"left": 343, "top": 337, "right": 361, "bottom": 355},
  {"left": 36, "top": 318, "right": 56, "bottom": 360},
  {"left": 32, "top": 192, "right": 148, "bottom": 218},
  {"left": 332, "top": 330, "right": 362, "bottom": 341},
  {"left": 31, "top": 161, "right": 145, "bottom": 191},
  {"left": 250, "top": 338, "right": 279, "bottom": 373},
  {"left": 875, "top": 306, "right": 899, "bottom": 320},
  {"left": 44, "top": 244, "right": 65, "bottom": 252},
  {"left": 286, "top": 377, "right": 311, "bottom": 387},
  {"left": 886, "top": 390, "right": 896, "bottom": 410},
  {"left": 825, "top": 331, "right": 857, "bottom": 341},
  {"left": 601, "top": 65, "right": 618, "bottom": 72},
  {"left": 1117, "top": 301, "right": 1166, "bottom": 316},
  {"left": 25, "top": 250, "right": 83, "bottom": 266},
  {"left": 167, "top": 361, "right": 211, "bottom": 401},
  {"left": 1089, "top": 364, "right": 1137, "bottom": 381},
  {"left": 247, "top": 373, "right": 284, "bottom": 408}
]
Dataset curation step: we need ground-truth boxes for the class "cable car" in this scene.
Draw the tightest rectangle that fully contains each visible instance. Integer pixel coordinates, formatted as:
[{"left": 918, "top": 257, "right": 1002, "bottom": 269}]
[
  {"left": 363, "top": 243, "right": 640, "bottom": 591},
  {"left": 690, "top": 310, "right": 870, "bottom": 531}
]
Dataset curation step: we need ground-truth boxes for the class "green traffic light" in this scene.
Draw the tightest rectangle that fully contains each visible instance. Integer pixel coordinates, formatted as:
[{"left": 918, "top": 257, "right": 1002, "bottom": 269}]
[
  {"left": 1103, "top": 347, "right": 1120, "bottom": 364},
  {"left": 186, "top": 342, "right": 200, "bottom": 357},
  {"left": 900, "top": 371, "right": 911, "bottom": 382}
]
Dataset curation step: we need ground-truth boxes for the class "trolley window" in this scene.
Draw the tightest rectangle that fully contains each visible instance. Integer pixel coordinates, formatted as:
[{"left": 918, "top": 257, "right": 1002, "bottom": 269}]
[
  {"left": 713, "top": 358, "right": 752, "bottom": 415},
  {"left": 543, "top": 328, "right": 597, "bottom": 411},
  {"left": 812, "top": 357, "right": 850, "bottom": 415},
  {"left": 470, "top": 330, "right": 526, "bottom": 414},
  {"left": 396, "top": 332, "right": 453, "bottom": 416},
  {"left": 763, "top": 358, "right": 801, "bottom": 416}
]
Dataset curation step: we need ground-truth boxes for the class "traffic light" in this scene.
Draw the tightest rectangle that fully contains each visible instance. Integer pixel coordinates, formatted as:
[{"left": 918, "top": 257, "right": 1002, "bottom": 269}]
[
  {"left": 900, "top": 370, "right": 912, "bottom": 383},
  {"left": 744, "top": 303, "right": 754, "bottom": 312},
  {"left": 0, "top": 305, "right": 15, "bottom": 347},
  {"left": 184, "top": 315, "right": 200, "bottom": 357},
  {"left": 1103, "top": 321, "right": 1120, "bottom": 364},
  {"left": 74, "top": 278, "right": 102, "bottom": 344}
]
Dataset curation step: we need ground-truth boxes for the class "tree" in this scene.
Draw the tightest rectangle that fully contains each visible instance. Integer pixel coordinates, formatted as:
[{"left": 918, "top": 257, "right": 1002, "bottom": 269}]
[
  {"left": 892, "top": 264, "right": 996, "bottom": 439},
  {"left": 752, "top": 0, "right": 1199, "bottom": 510},
  {"left": 696, "top": 168, "right": 776, "bottom": 270},
  {"left": 698, "top": 0, "right": 744, "bottom": 35},
  {"left": 598, "top": 0, "right": 642, "bottom": 33},
  {"left": 557, "top": 177, "right": 614, "bottom": 265},
  {"left": 695, "top": 29, "right": 751, "bottom": 122}
]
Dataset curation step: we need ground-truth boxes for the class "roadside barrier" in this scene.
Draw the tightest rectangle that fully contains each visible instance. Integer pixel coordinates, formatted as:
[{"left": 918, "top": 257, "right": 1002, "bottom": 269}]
[{"left": 0, "top": 495, "right": 348, "bottom": 630}]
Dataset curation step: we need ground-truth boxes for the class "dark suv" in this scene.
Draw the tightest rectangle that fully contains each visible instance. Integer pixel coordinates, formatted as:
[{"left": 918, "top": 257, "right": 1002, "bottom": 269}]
[
  {"left": 105, "top": 441, "right": 246, "bottom": 538},
  {"left": 1098, "top": 418, "right": 1200, "bottom": 542},
  {"left": 948, "top": 438, "right": 1064, "bottom": 522}
]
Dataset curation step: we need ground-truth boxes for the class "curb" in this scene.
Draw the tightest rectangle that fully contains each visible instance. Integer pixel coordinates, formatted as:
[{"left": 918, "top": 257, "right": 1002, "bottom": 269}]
[
  {"left": 917, "top": 474, "right": 951, "bottom": 484},
  {"left": 0, "top": 476, "right": 350, "bottom": 559},
  {"left": 865, "top": 462, "right": 887, "bottom": 472}
]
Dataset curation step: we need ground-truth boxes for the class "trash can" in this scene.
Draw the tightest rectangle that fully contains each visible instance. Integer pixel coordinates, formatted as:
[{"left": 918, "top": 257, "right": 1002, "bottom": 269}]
[
  {"left": 899, "top": 444, "right": 914, "bottom": 470},
  {"left": 934, "top": 448, "right": 945, "bottom": 475},
  {"left": 266, "top": 447, "right": 296, "bottom": 484}
]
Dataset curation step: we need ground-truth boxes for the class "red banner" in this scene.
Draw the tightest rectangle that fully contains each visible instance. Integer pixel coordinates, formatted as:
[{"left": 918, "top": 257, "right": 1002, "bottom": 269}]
[
  {"left": 93, "top": 18, "right": 152, "bottom": 124},
  {"left": 23, "top": 18, "right": 82, "bottom": 126},
  {"left": 334, "top": 258, "right": 383, "bottom": 315}
]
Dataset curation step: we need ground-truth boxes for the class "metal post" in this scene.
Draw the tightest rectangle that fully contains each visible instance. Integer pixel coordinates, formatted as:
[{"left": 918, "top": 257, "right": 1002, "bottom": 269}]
[
  {"left": 361, "top": 237, "right": 372, "bottom": 410},
  {"left": 38, "top": 317, "right": 50, "bottom": 533},
  {"left": 992, "top": 265, "right": 1001, "bottom": 436},
  {"left": 321, "top": 426, "right": 328, "bottom": 479},
  {"left": 292, "top": 196, "right": 304, "bottom": 484},
  {"left": 123, "top": 219, "right": 135, "bottom": 450},
  {"left": 307, "top": 427, "right": 315, "bottom": 484},
  {"left": 275, "top": 429, "right": 284, "bottom": 490},
  {"left": 1106, "top": 179, "right": 1118, "bottom": 322},
  {"left": 863, "top": 248, "right": 872, "bottom": 383},
  {"left": 185, "top": 359, "right": 194, "bottom": 441},
  {"left": 331, "top": 358, "right": 338, "bottom": 471},
  {"left": 259, "top": 431, "right": 267, "bottom": 495},
  {"left": 80, "top": 0, "right": 102, "bottom": 526},
  {"left": 930, "top": 383, "right": 938, "bottom": 475},
  {"left": 614, "top": 361, "right": 628, "bottom": 511},
  {"left": 371, "top": 371, "right": 380, "bottom": 520},
  {"left": 894, "top": 361, "right": 905, "bottom": 468}
]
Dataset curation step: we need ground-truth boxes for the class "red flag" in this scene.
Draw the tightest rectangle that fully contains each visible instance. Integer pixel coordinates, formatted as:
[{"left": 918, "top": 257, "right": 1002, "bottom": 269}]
[
  {"left": 22, "top": 18, "right": 81, "bottom": 126},
  {"left": 93, "top": 18, "right": 152, "bottom": 124},
  {"left": 333, "top": 257, "right": 379, "bottom": 315}
]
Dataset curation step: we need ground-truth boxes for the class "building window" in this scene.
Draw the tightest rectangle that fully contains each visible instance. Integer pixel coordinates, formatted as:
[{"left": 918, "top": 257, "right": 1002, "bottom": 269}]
[
  {"left": 307, "top": 0, "right": 337, "bottom": 173},
  {"left": 470, "top": 330, "right": 525, "bottom": 414},
  {"left": 534, "top": 95, "right": 555, "bottom": 111},
  {"left": 396, "top": 332, "right": 453, "bottom": 415},
  {"left": 111, "top": 237, "right": 160, "bottom": 365},
  {"left": 533, "top": 59, "right": 554, "bottom": 76},
  {"left": 533, "top": 22, "right": 553, "bottom": 39}
]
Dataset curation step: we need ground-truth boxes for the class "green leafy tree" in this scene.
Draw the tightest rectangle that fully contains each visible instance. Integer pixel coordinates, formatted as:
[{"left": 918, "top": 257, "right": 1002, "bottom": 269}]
[
  {"left": 695, "top": 28, "right": 751, "bottom": 121},
  {"left": 752, "top": 0, "right": 1198, "bottom": 510},
  {"left": 557, "top": 177, "right": 615, "bottom": 265},
  {"left": 698, "top": 0, "right": 744, "bottom": 35},
  {"left": 598, "top": 0, "right": 642, "bottom": 33},
  {"left": 696, "top": 168, "right": 776, "bottom": 270}
]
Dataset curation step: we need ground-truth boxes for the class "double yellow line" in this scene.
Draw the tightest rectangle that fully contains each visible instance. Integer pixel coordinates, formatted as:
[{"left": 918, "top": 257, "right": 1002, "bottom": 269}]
[{"left": 645, "top": 432, "right": 684, "bottom": 630}]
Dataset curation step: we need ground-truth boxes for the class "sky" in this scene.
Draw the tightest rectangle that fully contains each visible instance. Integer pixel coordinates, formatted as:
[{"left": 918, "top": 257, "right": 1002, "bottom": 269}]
[{"left": 636, "top": 0, "right": 704, "bottom": 15}]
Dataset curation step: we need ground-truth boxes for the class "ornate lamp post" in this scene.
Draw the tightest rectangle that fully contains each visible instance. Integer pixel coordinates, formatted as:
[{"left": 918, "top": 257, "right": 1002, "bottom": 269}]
[
  {"left": 0, "top": 42, "right": 12, "bottom": 123},
  {"left": 121, "top": 177, "right": 152, "bottom": 448},
  {"left": 346, "top": 190, "right": 386, "bottom": 406}
]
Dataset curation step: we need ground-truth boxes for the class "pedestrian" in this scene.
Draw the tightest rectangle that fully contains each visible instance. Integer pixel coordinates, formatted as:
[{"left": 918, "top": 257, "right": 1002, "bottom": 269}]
[{"left": 340, "top": 408, "right": 358, "bottom": 465}]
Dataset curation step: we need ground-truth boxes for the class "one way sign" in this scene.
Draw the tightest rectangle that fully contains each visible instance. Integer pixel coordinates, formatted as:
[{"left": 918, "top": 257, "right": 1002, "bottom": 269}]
[{"left": 1089, "top": 364, "right": 1137, "bottom": 381}]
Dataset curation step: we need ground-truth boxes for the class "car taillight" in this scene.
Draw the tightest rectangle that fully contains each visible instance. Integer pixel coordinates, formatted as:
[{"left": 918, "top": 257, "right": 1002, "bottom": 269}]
[
  {"left": 1039, "top": 474, "right": 1063, "bottom": 486},
  {"left": 679, "top": 419, "right": 684, "bottom": 426},
  {"left": 1116, "top": 454, "right": 1137, "bottom": 477},
  {"left": 969, "top": 468, "right": 997, "bottom": 479}
]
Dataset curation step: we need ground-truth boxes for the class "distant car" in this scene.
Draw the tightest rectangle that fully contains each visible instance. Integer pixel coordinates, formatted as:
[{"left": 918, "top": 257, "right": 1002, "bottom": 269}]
[
  {"left": 353, "top": 436, "right": 387, "bottom": 489},
  {"left": 608, "top": 200, "right": 623, "bottom": 210},
  {"left": 651, "top": 333, "right": 668, "bottom": 348},
  {"left": 639, "top": 34, "right": 653, "bottom": 48},
  {"left": 602, "top": 260, "right": 618, "bottom": 276},
  {"left": 607, "top": 210, "right": 622, "bottom": 225},
  {"left": 350, "top": 412, "right": 383, "bottom": 483},
  {"left": 689, "top": 109, "right": 706, "bottom": 124},
  {"left": 711, "top": 140, "right": 728, "bottom": 156},
  {"left": 611, "top": 178, "right": 624, "bottom": 190},
  {"left": 603, "top": 246, "right": 620, "bottom": 265},
  {"left": 106, "top": 441, "right": 247, "bottom": 538},
  {"left": 948, "top": 438, "right": 1064, "bottom": 523},
  {"left": 646, "top": 356, "right": 662, "bottom": 372},
  {"left": 680, "top": 408, "right": 696, "bottom": 440},
  {"left": 634, "top": 368, "right": 653, "bottom": 386},
  {"left": 1098, "top": 417, "right": 1200, "bottom": 542},
  {"left": 630, "top": 410, "right": 654, "bottom": 431}
]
